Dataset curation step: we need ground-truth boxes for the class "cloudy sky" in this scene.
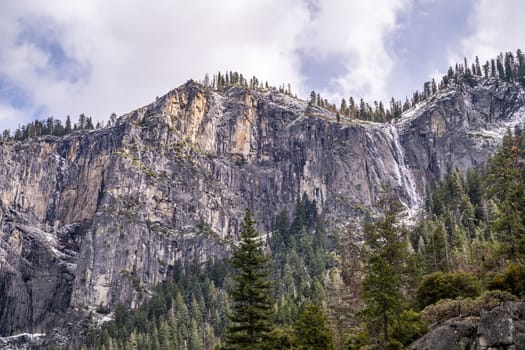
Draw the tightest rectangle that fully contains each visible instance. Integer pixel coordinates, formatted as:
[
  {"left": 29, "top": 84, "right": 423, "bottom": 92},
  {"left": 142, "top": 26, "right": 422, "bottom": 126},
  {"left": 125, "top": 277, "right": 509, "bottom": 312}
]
[{"left": 0, "top": 0, "right": 523, "bottom": 130}]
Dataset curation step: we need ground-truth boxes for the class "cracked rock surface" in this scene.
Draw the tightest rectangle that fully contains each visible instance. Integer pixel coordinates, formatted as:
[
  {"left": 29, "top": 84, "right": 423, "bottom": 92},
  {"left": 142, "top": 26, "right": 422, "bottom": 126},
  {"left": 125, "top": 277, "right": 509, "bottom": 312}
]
[
  {"left": 408, "top": 302, "right": 525, "bottom": 350},
  {"left": 1, "top": 80, "right": 525, "bottom": 336}
]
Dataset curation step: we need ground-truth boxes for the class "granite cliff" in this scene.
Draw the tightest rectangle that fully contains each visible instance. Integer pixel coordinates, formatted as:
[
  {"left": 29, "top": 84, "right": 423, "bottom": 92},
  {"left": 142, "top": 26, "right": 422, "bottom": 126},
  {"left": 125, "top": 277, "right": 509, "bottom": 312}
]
[{"left": 1, "top": 78, "right": 525, "bottom": 338}]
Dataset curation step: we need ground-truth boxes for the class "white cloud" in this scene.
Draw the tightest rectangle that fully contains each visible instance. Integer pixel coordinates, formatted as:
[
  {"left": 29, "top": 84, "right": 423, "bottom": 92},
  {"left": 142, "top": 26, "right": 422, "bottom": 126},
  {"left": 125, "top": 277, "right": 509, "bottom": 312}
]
[
  {"left": 0, "top": 0, "right": 409, "bottom": 130},
  {"left": 0, "top": 0, "right": 310, "bottom": 129},
  {"left": 454, "top": 0, "right": 525, "bottom": 66},
  {"left": 299, "top": 0, "right": 409, "bottom": 102},
  {"left": 0, "top": 103, "right": 28, "bottom": 128}
]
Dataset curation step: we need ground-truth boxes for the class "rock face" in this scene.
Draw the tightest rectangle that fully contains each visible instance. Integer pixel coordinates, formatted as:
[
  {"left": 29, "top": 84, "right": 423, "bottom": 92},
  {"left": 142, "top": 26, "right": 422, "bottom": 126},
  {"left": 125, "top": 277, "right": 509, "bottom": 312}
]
[
  {"left": 408, "top": 301, "right": 525, "bottom": 350},
  {"left": 1, "top": 79, "right": 525, "bottom": 335}
]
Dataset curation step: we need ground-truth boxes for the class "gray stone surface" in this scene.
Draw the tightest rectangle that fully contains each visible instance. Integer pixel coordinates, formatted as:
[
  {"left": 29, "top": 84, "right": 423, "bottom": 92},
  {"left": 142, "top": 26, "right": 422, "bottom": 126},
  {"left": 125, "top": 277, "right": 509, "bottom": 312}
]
[
  {"left": 407, "top": 317, "right": 478, "bottom": 350},
  {"left": 1, "top": 79, "right": 524, "bottom": 336},
  {"left": 409, "top": 302, "right": 525, "bottom": 350}
]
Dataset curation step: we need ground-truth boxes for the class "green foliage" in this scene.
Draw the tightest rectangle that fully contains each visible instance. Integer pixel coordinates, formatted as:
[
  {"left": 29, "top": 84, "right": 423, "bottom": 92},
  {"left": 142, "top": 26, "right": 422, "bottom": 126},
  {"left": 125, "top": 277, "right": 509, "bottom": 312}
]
[
  {"left": 361, "top": 189, "right": 413, "bottom": 347},
  {"left": 83, "top": 259, "right": 231, "bottom": 350},
  {"left": 414, "top": 220, "right": 451, "bottom": 272},
  {"left": 412, "top": 128, "right": 525, "bottom": 282},
  {"left": 487, "top": 263, "right": 525, "bottom": 297},
  {"left": 223, "top": 209, "right": 274, "bottom": 350},
  {"left": 2, "top": 114, "right": 101, "bottom": 143},
  {"left": 344, "top": 329, "right": 369, "bottom": 350},
  {"left": 390, "top": 309, "right": 428, "bottom": 346},
  {"left": 81, "top": 197, "right": 329, "bottom": 350},
  {"left": 414, "top": 168, "right": 487, "bottom": 273},
  {"left": 76, "top": 125, "right": 525, "bottom": 348},
  {"left": 265, "top": 327, "right": 296, "bottom": 350},
  {"left": 416, "top": 271, "right": 481, "bottom": 309},
  {"left": 269, "top": 194, "right": 328, "bottom": 324},
  {"left": 486, "top": 129, "right": 525, "bottom": 261},
  {"left": 294, "top": 304, "right": 335, "bottom": 350},
  {"left": 421, "top": 290, "right": 517, "bottom": 324},
  {"left": 383, "top": 339, "right": 404, "bottom": 350}
]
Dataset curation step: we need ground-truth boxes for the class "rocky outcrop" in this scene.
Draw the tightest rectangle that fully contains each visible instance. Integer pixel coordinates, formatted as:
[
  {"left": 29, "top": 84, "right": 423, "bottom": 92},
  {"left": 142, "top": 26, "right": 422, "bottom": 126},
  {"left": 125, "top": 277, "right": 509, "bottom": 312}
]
[
  {"left": 0, "top": 333, "right": 45, "bottom": 350},
  {"left": 399, "top": 79, "right": 525, "bottom": 187},
  {"left": 1, "top": 79, "right": 524, "bottom": 336},
  {"left": 408, "top": 301, "right": 525, "bottom": 350}
]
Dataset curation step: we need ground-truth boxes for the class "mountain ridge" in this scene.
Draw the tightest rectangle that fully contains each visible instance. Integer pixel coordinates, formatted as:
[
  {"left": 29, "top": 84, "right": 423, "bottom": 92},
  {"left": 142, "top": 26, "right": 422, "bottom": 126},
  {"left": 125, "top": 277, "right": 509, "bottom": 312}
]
[{"left": 1, "top": 76, "right": 525, "bottom": 339}]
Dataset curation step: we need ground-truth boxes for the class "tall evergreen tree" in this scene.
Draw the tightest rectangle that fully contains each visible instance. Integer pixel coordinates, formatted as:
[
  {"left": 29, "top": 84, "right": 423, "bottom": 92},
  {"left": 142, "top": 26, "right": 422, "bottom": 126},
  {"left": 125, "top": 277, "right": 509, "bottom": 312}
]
[
  {"left": 294, "top": 304, "right": 335, "bottom": 350},
  {"left": 487, "top": 130, "right": 525, "bottom": 261},
  {"left": 223, "top": 209, "right": 274, "bottom": 349},
  {"left": 361, "top": 190, "right": 411, "bottom": 348}
]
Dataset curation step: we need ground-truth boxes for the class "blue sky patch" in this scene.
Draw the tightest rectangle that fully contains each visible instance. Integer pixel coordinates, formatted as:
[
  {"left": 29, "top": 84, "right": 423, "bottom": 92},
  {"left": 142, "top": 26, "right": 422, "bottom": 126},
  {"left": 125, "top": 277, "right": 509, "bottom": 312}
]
[
  {"left": 386, "top": 0, "right": 475, "bottom": 98},
  {"left": 299, "top": 51, "right": 348, "bottom": 95},
  {"left": 0, "top": 76, "right": 33, "bottom": 110},
  {"left": 16, "top": 17, "right": 91, "bottom": 84}
]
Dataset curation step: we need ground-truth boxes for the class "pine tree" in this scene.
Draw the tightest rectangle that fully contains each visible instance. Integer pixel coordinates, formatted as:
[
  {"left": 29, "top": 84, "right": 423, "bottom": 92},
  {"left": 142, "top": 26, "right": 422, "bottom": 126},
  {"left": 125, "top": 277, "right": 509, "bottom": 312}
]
[
  {"left": 294, "top": 304, "right": 335, "bottom": 350},
  {"left": 361, "top": 190, "right": 411, "bottom": 348},
  {"left": 517, "top": 49, "right": 525, "bottom": 84},
  {"left": 340, "top": 98, "right": 348, "bottom": 115},
  {"left": 475, "top": 56, "right": 482, "bottom": 76},
  {"left": 429, "top": 220, "right": 450, "bottom": 272},
  {"left": 127, "top": 331, "right": 139, "bottom": 350},
  {"left": 309, "top": 91, "right": 316, "bottom": 105},
  {"left": 189, "top": 318, "right": 204, "bottom": 350},
  {"left": 223, "top": 209, "right": 274, "bottom": 349},
  {"left": 65, "top": 115, "right": 72, "bottom": 134},
  {"left": 78, "top": 113, "right": 86, "bottom": 130},
  {"left": 159, "top": 320, "right": 171, "bottom": 350},
  {"left": 333, "top": 224, "right": 362, "bottom": 331},
  {"left": 487, "top": 130, "right": 525, "bottom": 261}
]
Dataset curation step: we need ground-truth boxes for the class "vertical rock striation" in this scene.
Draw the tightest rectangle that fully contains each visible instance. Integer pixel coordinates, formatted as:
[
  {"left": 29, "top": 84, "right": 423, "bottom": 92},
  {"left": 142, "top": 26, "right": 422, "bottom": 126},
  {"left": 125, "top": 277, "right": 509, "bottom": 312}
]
[{"left": 0, "top": 79, "right": 524, "bottom": 335}]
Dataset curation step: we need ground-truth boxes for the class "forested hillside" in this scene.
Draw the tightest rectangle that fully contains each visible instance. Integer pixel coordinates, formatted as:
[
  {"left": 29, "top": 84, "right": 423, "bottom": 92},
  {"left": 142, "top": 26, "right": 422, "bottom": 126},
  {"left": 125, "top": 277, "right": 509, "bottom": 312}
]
[
  {"left": 72, "top": 128, "right": 525, "bottom": 349},
  {"left": 2, "top": 50, "right": 525, "bottom": 350}
]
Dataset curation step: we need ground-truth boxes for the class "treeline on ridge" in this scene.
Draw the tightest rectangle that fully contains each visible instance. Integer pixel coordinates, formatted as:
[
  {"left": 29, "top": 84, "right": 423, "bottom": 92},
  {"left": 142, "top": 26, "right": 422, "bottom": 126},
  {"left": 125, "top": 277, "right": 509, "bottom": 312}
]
[{"left": 5, "top": 50, "right": 525, "bottom": 143}]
